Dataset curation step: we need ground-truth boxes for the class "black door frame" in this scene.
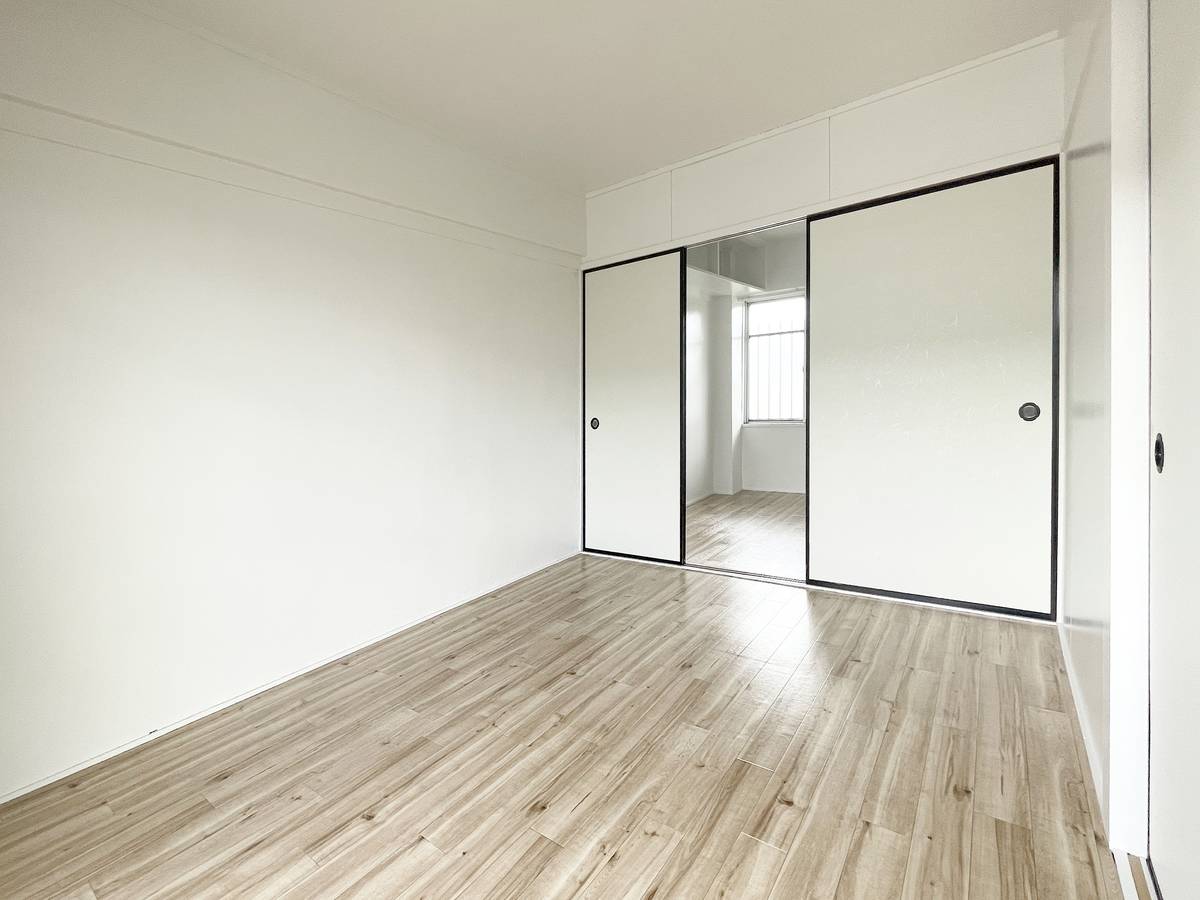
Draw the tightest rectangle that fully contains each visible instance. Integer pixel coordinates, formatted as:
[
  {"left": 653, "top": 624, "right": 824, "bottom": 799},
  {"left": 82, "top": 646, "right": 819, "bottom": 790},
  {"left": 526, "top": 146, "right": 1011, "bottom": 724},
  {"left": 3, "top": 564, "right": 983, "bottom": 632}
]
[
  {"left": 580, "top": 247, "right": 686, "bottom": 566},
  {"left": 803, "top": 155, "right": 1059, "bottom": 621}
]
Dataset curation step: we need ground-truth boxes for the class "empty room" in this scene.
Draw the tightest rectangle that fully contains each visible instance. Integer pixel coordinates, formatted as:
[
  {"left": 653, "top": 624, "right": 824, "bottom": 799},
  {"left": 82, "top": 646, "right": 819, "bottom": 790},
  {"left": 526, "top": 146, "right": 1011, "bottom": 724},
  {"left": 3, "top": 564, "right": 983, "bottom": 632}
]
[{"left": 1, "top": 0, "right": 1196, "bottom": 898}]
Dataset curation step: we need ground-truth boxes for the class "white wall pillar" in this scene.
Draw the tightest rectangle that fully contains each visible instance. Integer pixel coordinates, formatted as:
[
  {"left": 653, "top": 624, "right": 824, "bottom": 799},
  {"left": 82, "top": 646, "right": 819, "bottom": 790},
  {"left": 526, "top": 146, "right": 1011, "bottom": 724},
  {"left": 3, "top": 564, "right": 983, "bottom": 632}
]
[{"left": 1107, "top": 0, "right": 1150, "bottom": 855}]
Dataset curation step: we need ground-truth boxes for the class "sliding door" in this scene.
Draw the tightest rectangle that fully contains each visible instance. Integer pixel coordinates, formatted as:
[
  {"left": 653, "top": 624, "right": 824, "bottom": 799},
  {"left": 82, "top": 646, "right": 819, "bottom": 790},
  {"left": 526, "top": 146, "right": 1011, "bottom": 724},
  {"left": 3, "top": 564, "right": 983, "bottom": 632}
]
[
  {"left": 807, "top": 162, "right": 1056, "bottom": 615},
  {"left": 583, "top": 251, "right": 682, "bottom": 562},
  {"left": 1150, "top": 0, "right": 1200, "bottom": 891}
]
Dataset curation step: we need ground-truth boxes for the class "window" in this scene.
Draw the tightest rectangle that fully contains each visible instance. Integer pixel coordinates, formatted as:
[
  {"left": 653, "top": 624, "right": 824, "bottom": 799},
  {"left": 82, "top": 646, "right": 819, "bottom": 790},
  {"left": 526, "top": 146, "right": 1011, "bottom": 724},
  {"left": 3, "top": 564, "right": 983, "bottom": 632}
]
[{"left": 745, "top": 294, "right": 805, "bottom": 421}]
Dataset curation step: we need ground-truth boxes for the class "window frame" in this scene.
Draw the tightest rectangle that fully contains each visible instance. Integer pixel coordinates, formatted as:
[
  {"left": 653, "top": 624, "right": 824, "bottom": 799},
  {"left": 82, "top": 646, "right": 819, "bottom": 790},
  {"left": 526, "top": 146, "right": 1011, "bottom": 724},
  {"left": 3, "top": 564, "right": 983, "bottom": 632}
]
[{"left": 743, "top": 292, "right": 807, "bottom": 425}]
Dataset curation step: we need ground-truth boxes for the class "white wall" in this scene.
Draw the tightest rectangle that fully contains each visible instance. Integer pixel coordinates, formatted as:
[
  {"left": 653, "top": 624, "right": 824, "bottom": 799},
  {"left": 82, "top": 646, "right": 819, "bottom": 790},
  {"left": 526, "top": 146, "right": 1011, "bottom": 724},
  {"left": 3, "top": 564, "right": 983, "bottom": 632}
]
[
  {"left": 1106, "top": 0, "right": 1150, "bottom": 855},
  {"left": 686, "top": 284, "right": 715, "bottom": 504},
  {"left": 686, "top": 269, "right": 744, "bottom": 500},
  {"left": 717, "top": 295, "right": 744, "bottom": 497},
  {"left": 740, "top": 235, "right": 807, "bottom": 494},
  {"left": 1060, "top": 0, "right": 1113, "bottom": 831},
  {"left": 741, "top": 425, "right": 807, "bottom": 493},
  {"left": 0, "top": 0, "right": 583, "bottom": 803},
  {"left": 586, "top": 37, "right": 1064, "bottom": 265},
  {"left": 764, "top": 235, "right": 808, "bottom": 292},
  {"left": 1058, "top": 0, "right": 1151, "bottom": 853}
]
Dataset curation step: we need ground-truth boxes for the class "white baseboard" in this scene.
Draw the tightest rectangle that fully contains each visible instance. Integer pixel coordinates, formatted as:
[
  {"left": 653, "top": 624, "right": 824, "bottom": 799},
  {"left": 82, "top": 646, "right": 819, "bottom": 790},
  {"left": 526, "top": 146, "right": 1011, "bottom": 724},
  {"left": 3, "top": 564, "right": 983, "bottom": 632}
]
[
  {"left": 1056, "top": 621, "right": 1110, "bottom": 835},
  {"left": 0, "top": 550, "right": 578, "bottom": 808}
]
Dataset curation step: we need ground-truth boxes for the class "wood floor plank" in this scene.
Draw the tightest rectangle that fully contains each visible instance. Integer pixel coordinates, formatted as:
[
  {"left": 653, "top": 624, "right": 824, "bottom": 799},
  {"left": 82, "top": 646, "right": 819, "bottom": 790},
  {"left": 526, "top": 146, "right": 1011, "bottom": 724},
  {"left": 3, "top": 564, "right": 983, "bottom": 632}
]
[
  {"left": 279, "top": 834, "right": 441, "bottom": 898},
  {"left": 399, "top": 811, "right": 554, "bottom": 900},
  {"left": 526, "top": 683, "right": 709, "bottom": 847},
  {"left": 934, "top": 648, "right": 981, "bottom": 733},
  {"left": 852, "top": 657, "right": 941, "bottom": 841},
  {"left": 907, "top": 609, "right": 953, "bottom": 673},
  {"left": 521, "top": 720, "right": 709, "bottom": 896},
  {"left": 831, "top": 603, "right": 898, "bottom": 680},
  {"left": 975, "top": 664, "right": 1030, "bottom": 827},
  {"left": 740, "top": 599, "right": 813, "bottom": 663},
  {"left": 833, "top": 820, "right": 910, "bottom": 900},
  {"left": 739, "top": 642, "right": 839, "bottom": 770},
  {"left": 765, "top": 722, "right": 886, "bottom": 900},
  {"left": 764, "top": 611, "right": 824, "bottom": 671},
  {"left": 743, "top": 675, "right": 862, "bottom": 850},
  {"left": 816, "top": 594, "right": 871, "bottom": 647},
  {"left": 49, "top": 882, "right": 98, "bottom": 900},
  {"left": 455, "top": 831, "right": 562, "bottom": 900},
  {"left": 2, "top": 797, "right": 215, "bottom": 899},
  {"left": 969, "top": 813, "right": 1036, "bottom": 900},
  {"left": 303, "top": 728, "right": 511, "bottom": 865},
  {"left": 0, "top": 556, "right": 1115, "bottom": 899},
  {"left": 93, "top": 786, "right": 323, "bottom": 899},
  {"left": 578, "top": 813, "right": 682, "bottom": 899},
  {"left": 1029, "top": 816, "right": 1109, "bottom": 900},
  {"left": 648, "top": 758, "right": 768, "bottom": 897},
  {"left": 845, "top": 608, "right": 925, "bottom": 729},
  {"left": 703, "top": 833, "right": 787, "bottom": 900},
  {"left": 420, "top": 720, "right": 597, "bottom": 852},
  {"left": 683, "top": 653, "right": 771, "bottom": 732},
  {"left": 900, "top": 725, "right": 977, "bottom": 900},
  {"left": 684, "top": 490, "right": 807, "bottom": 580},
  {"left": 1023, "top": 706, "right": 1091, "bottom": 831}
]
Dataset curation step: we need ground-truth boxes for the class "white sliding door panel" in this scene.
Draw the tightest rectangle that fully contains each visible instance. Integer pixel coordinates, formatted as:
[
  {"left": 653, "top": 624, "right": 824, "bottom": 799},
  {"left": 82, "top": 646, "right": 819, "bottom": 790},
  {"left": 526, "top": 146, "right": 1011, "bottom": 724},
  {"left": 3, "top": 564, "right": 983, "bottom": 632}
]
[
  {"left": 808, "top": 164, "right": 1055, "bottom": 614},
  {"left": 584, "top": 252, "right": 682, "bottom": 561},
  {"left": 1149, "top": 0, "right": 1200, "bottom": 891}
]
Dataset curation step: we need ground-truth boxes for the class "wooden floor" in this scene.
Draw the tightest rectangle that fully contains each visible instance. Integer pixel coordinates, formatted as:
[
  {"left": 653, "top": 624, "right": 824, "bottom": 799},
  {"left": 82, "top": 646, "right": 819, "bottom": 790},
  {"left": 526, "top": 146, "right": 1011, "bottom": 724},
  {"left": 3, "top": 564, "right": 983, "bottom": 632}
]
[
  {"left": 0, "top": 555, "right": 1121, "bottom": 899},
  {"left": 686, "top": 490, "right": 806, "bottom": 580}
]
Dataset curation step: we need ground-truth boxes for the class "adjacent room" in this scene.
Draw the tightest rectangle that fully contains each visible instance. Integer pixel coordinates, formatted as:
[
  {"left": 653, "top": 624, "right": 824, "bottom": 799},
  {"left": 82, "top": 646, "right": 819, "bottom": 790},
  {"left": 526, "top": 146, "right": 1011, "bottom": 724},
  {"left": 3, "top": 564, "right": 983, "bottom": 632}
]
[
  {"left": 684, "top": 221, "right": 808, "bottom": 580},
  {"left": 1, "top": 0, "right": 1195, "bottom": 898}
]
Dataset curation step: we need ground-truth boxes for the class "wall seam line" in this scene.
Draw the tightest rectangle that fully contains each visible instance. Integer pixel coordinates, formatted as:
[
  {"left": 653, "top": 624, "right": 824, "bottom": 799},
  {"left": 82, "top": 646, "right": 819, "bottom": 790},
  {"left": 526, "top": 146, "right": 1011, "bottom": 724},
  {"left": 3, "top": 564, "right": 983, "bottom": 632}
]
[{"left": 0, "top": 91, "right": 582, "bottom": 263}]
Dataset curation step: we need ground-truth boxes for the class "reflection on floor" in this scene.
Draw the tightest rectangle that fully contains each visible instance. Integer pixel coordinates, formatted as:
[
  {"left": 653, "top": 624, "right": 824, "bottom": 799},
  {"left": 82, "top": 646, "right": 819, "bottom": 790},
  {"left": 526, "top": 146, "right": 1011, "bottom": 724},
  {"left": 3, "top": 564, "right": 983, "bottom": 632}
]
[
  {"left": 686, "top": 489, "right": 806, "bottom": 579},
  {"left": 0, "top": 556, "right": 1122, "bottom": 898}
]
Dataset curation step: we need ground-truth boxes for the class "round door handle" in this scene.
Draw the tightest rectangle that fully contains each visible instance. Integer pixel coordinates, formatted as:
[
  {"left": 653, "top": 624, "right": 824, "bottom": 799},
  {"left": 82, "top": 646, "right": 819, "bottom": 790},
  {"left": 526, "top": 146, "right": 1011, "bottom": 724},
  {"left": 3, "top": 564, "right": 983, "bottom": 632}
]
[
  {"left": 589, "top": 417, "right": 599, "bottom": 430},
  {"left": 1018, "top": 402, "right": 1041, "bottom": 422}
]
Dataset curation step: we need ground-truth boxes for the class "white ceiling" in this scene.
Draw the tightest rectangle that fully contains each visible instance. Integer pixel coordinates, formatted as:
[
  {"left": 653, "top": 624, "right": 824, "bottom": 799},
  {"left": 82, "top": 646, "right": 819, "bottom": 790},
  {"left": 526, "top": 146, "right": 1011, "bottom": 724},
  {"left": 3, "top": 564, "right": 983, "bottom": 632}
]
[{"left": 137, "top": 0, "right": 1063, "bottom": 192}]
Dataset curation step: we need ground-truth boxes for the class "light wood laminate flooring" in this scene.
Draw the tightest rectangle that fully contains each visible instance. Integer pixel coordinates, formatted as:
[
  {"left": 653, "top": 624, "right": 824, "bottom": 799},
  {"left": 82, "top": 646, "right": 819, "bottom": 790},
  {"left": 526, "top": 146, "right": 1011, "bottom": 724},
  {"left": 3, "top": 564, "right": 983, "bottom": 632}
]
[
  {"left": 686, "top": 490, "right": 806, "bottom": 579},
  {"left": 0, "top": 555, "right": 1121, "bottom": 899}
]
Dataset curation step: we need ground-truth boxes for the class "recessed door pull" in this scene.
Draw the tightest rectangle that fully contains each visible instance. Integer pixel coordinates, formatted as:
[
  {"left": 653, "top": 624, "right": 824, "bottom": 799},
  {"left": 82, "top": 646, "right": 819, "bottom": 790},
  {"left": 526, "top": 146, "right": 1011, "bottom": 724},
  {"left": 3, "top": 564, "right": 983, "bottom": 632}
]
[
  {"left": 1018, "top": 402, "right": 1041, "bottom": 421},
  {"left": 1155, "top": 433, "right": 1165, "bottom": 473},
  {"left": 590, "top": 417, "right": 599, "bottom": 430}
]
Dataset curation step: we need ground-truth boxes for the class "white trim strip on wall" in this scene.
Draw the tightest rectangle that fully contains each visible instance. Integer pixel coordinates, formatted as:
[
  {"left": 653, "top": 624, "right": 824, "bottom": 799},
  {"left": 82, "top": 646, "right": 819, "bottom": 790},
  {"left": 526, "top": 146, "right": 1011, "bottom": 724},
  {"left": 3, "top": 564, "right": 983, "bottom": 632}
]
[{"left": 0, "top": 94, "right": 581, "bottom": 271}]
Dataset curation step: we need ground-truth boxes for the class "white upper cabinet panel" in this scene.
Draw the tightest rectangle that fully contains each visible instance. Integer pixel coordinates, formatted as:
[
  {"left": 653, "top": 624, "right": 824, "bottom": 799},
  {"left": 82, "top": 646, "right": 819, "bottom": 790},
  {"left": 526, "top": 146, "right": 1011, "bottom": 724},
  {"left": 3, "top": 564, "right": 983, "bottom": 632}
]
[
  {"left": 670, "top": 121, "right": 830, "bottom": 241},
  {"left": 585, "top": 174, "right": 672, "bottom": 260},
  {"left": 829, "top": 42, "right": 1063, "bottom": 198},
  {"left": 582, "top": 40, "right": 1064, "bottom": 265}
]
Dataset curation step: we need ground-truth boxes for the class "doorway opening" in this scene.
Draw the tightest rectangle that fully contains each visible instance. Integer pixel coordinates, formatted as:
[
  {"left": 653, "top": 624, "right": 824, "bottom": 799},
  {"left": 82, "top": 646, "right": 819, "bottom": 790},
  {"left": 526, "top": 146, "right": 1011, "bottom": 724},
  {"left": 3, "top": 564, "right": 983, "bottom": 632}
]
[{"left": 684, "top": 219, "right": 808, "bottom": 580}]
